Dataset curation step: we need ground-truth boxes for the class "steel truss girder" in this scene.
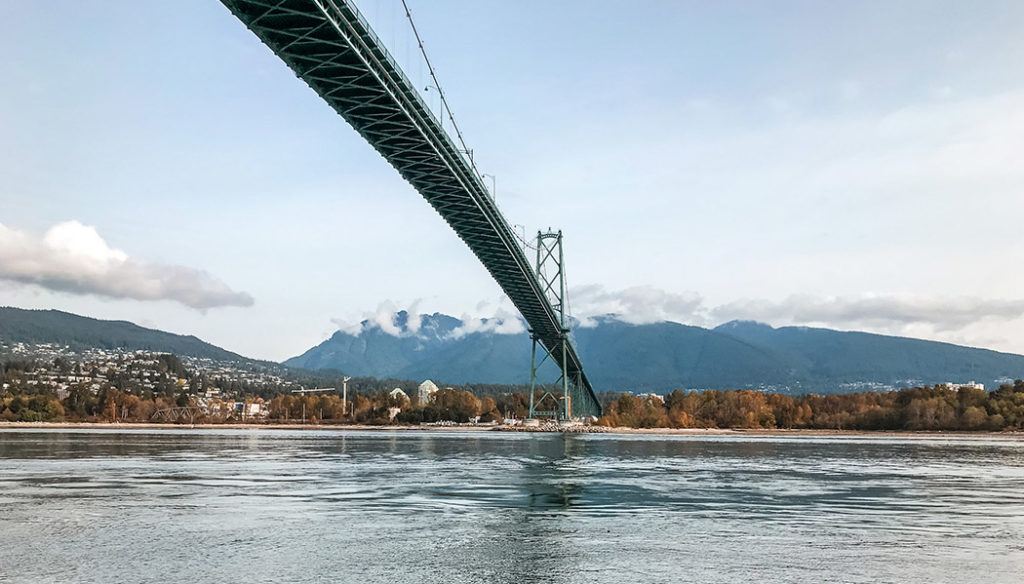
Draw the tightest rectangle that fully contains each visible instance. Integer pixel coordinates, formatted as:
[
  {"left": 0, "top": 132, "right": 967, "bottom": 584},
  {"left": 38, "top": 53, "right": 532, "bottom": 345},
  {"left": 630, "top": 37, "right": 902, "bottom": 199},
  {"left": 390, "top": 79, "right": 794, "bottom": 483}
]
[{"left": 220, "top": 0, "right": 600, "bottom": 417}]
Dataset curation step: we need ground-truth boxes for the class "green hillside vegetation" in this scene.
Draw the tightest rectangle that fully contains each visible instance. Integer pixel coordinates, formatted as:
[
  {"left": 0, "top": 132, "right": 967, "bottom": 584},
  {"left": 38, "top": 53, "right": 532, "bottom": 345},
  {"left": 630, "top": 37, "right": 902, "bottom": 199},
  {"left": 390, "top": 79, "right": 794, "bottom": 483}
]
[{"left": 0, "top": 307, "right": 243, "bottom": 361}]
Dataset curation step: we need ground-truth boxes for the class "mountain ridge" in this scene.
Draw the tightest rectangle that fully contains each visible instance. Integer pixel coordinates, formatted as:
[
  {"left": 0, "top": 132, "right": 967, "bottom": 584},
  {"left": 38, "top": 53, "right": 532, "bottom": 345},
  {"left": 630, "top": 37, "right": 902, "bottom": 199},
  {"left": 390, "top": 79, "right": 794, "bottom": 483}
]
[
  {"left": 3, "top": 306, "right": 1021, "bottom": 395},
  {"left": 286, "top": 312, "right": 1024, "bottom": 393},
  {"left": 0, "top": 306, "right": 245, "bottom": 362}
]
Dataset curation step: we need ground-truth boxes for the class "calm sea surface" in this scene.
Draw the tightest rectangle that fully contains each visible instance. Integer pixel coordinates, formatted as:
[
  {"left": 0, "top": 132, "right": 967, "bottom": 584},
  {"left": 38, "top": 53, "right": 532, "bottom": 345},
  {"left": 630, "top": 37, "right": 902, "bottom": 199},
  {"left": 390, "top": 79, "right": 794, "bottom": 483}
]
[{"left": 1, "top": 429, "right": 1023, "bottom": 584}]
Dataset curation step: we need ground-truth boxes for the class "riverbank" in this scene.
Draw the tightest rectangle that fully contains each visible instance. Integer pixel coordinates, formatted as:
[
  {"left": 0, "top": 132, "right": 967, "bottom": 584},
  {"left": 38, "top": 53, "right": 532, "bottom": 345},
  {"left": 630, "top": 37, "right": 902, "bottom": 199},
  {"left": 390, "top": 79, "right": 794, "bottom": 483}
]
[{"left": 1, "top": 421, "right": 1022, "bottom": 438}]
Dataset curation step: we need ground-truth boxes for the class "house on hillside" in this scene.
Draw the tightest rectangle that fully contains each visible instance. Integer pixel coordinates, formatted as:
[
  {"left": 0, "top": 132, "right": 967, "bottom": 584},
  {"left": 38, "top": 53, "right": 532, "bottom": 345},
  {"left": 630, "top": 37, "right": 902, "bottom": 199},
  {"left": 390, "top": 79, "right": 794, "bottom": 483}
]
[{"left": 941, "top": 381, "right": 985, "bottom": 391}]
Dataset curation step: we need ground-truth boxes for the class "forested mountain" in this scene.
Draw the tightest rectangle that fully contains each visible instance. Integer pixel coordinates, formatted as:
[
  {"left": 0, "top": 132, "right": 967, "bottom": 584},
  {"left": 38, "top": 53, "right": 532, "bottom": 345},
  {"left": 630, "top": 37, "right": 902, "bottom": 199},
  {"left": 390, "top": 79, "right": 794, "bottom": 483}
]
[
  {"left": 286, "top": 312, "right": 1024, "bottom": 394},
  {"left": 0, "top": 307, "right": 242, "bottom": 361},
  {"left": 712, "top": 320, "right": 1016, "bottom": 388},
  {"left": 5, "top": 306, "right": 1022, "bottom": 395}
]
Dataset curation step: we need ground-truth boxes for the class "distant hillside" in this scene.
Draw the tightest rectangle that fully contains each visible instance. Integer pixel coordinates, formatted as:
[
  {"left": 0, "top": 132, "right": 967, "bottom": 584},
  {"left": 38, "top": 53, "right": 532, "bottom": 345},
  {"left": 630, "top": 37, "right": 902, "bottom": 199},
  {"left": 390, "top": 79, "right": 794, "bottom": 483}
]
[
  {"left": 6, "top": 306, "right": 1021, "bottom": 395},
  {"left": 713, "top": 320, "right": 1022, "bottom": 389},
  {"left": 287, "top": 312, "right": 554, "bottom": 383},
  {"left": 0, "top": 307, "right": 243, "bottom": 362},
  {"left": 286, "top": 312, "right": 1024, "bottom": 394}
]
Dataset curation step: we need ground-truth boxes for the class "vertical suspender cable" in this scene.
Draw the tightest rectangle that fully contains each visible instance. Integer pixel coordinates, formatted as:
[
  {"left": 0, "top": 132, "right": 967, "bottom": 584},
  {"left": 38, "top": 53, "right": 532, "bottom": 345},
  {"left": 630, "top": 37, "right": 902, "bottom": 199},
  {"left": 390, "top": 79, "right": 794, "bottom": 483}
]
[{"left": 400, "top": 0, "right": 481, "bottom": 178}]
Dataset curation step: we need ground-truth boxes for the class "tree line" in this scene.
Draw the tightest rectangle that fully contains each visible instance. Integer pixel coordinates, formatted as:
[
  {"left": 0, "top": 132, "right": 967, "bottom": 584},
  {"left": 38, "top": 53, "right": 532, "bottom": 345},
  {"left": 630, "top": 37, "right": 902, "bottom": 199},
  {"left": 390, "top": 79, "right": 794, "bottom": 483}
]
[
  {"left": 3, "top": 352, "right": 1024, "bottom": 431},
  {"left": 597, "top": 381, "right": 1024, "bottom": 431},
  {"left": 0, "top": 386, "right": 516, "bottom": 425}
]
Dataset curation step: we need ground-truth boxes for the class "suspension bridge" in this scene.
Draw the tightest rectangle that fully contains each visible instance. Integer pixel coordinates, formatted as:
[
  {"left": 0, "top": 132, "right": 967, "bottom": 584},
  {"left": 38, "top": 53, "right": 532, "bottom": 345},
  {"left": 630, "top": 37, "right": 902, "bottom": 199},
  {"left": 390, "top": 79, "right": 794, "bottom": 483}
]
[{"left": 219, "top": 0, "right": 601, "bottom": 418}]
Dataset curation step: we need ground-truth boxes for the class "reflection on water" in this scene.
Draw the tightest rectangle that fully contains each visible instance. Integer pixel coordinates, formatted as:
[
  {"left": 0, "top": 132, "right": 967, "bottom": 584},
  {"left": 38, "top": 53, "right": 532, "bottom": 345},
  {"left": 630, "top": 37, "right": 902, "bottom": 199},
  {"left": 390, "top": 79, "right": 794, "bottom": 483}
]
[{"left": 1, "top": 428, "right": 1023, "bottom": 584}]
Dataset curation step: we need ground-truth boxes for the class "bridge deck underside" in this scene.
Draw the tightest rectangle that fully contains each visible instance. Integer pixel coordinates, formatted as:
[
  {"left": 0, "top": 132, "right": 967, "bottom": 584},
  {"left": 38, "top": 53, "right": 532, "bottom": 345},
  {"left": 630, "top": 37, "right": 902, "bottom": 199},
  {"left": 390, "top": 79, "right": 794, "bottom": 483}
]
[{"left": 220, "top": 0, "right": 601, "bottom": 417}]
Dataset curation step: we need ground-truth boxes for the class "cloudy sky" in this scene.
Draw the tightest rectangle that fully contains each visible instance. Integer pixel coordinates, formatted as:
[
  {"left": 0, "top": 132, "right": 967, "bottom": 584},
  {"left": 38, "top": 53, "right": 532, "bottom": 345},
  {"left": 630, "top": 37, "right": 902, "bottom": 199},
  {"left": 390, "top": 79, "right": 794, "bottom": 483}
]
[{"left": 1, "top": 1, "right": 1023, "bottom": 360}]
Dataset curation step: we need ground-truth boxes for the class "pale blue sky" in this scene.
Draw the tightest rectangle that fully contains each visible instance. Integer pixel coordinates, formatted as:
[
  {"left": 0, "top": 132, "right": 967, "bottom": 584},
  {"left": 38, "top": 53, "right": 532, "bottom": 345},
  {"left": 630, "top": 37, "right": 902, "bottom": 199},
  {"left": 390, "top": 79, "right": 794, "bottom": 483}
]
[{"left": 2, "top": 1, "right": 1023, "bottom": 360}]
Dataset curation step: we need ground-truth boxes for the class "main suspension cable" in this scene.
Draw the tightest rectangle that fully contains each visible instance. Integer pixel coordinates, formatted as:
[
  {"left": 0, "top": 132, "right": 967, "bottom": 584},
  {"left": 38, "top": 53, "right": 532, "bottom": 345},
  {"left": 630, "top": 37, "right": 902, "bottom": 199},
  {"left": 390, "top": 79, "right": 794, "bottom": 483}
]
[{"left": 400, "top": 0, "right": 482, "bottom": 179}]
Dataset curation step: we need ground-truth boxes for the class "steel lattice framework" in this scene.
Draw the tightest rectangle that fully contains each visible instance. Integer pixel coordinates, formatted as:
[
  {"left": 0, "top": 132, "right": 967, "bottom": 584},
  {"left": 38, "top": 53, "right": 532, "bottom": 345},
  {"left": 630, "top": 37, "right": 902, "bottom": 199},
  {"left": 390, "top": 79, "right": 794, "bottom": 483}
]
[{"left": 219, "top": 0, "right": 602, "bottom": 417}]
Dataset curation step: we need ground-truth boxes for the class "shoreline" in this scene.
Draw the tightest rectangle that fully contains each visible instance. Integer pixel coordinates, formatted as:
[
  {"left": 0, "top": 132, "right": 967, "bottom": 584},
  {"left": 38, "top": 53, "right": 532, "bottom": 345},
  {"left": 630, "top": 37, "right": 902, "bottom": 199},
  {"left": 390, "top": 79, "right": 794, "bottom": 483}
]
[{"left": 1, "top": 421, "right": 1021, "bottom": 439}]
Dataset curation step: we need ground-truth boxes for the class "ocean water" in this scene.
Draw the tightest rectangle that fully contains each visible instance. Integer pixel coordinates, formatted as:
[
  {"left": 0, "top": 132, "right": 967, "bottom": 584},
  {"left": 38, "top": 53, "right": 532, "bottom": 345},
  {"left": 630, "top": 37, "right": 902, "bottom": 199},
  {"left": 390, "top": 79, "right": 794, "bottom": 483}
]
[{"left": 1, "top": 428, "right": 1022, "bottom": 583}]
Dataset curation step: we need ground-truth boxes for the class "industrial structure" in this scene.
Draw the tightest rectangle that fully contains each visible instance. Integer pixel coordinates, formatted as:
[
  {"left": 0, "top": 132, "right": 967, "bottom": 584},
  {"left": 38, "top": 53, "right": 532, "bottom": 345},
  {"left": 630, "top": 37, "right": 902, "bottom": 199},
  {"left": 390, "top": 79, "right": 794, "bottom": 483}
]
[{"left": 219, "top": 0, "right": 601, "bottom": 418}]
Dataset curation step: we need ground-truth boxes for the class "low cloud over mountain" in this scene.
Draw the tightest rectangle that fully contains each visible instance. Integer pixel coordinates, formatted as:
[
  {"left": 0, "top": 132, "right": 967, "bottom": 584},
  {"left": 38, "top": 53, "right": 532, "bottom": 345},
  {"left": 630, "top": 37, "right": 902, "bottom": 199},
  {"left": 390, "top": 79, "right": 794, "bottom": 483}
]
[
  {"left": 571, "top": 284, "right": 705, "bottom": 327},
  {"left": 326, "top": 285, "right": 1024, "bottom": 356},
  {"left": 570, "top": 286, "right": 1024, "bottom": 351},
  {"left": 331, "top": 298, "right": 527, "bottom": 340},
  {"left": 711, "top": 294, "right": 1024, "bottom": 332},
  {"left": 286, "top": 310, "right": 1024, "bottom": 393}
]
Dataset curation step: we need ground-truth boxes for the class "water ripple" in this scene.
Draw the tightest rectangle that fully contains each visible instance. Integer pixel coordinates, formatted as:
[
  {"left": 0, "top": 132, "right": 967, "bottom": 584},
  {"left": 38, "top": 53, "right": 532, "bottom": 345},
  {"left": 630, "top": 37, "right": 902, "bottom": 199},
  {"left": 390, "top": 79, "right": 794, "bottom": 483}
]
[{"left": 1, "top": 428, "right": 1023, "bottom": 584}]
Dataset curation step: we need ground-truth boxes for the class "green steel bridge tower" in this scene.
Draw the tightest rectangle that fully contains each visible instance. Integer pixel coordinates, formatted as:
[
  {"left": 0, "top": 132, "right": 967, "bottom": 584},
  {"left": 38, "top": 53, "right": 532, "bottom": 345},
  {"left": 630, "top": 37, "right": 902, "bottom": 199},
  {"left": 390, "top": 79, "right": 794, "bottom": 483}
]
[
  {"left": 219, "top": 0, "right": 601, "bottom": 418},
  {"left": 528, "top": 230, "right": 587, "bottom": 421}
]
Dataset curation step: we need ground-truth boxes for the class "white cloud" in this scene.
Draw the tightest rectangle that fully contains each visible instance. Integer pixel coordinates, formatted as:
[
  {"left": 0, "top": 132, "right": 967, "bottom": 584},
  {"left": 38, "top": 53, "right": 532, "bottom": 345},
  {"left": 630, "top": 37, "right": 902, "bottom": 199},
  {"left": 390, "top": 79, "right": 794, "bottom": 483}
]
[
  {"left": 404, "top": 299, "right": 424, "bottom": 335},
  {"left": 447, "top": 302, "right": 527, "bottom": 339},
  {"left": 562, "top": 284, "right": 1024, "bottom": 352},
  {"left": 332, "top": 300, "right": 405, "bottom": 336},
  {"left": 324, "top": 286, "right": 1024, "bottom": 354},
  {"left": 0, "top": 221, "right": 253, "bottom": 310},
  {"left": 332, "top": 297, "right": 527, "bottom": 339},
  {"left": 569, "top": 284, "right": 705, "bottom": 327},
  {"left": 711, "top": 294, "right": 1024, "bottom": 334},
  {"left": 572, "top": 285, "right": 1024, "bottom": 340}
]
